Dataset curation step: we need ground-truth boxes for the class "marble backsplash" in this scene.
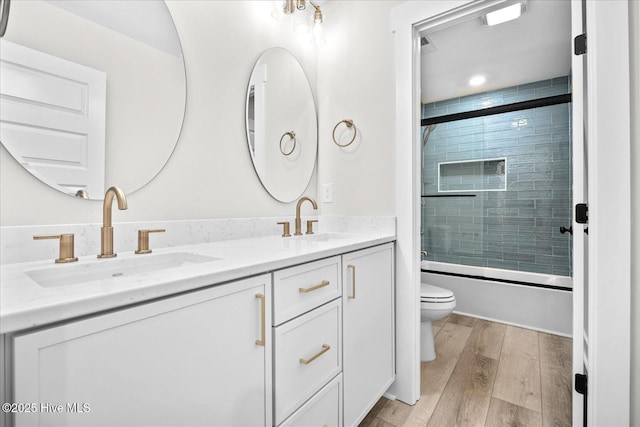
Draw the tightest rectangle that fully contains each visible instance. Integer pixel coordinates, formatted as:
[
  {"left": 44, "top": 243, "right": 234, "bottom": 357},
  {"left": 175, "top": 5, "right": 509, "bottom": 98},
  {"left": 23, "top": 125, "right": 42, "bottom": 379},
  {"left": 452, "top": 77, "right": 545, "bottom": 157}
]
[{"left": 0, "top": 216, "right": 395, "bottom": 265}]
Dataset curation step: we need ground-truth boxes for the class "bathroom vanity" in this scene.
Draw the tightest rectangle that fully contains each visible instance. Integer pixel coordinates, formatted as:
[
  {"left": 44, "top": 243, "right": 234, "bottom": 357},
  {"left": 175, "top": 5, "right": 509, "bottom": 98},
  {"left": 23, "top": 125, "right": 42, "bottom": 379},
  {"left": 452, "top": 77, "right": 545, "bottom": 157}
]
[{"left": 0, "top": 232, "right": 395, "bottom": 427}]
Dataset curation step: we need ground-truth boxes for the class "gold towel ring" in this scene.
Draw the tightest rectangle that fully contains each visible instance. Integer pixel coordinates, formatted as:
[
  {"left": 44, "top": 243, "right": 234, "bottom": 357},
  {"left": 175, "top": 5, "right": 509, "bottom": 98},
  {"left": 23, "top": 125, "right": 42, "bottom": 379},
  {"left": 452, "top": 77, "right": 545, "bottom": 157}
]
[
  {"left": 279, "top": 131, "right": 296, "bottom": 156},
  {"left": 332, "top": 119, "right": 357, "bottom": 147}
]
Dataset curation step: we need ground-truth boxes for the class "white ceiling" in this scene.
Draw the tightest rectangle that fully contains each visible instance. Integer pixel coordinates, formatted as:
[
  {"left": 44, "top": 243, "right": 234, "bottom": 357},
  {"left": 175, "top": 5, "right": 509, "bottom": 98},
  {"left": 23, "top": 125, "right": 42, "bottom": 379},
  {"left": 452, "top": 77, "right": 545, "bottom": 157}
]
[{"left": 420, "top": 0, "right": 572, "bottom": 104}]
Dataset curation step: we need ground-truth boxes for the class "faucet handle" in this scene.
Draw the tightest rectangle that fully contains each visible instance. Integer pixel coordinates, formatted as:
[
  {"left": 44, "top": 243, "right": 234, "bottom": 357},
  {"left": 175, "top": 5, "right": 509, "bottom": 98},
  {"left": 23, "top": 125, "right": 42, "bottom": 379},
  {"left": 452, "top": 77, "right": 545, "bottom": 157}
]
[
  {"left": 305, "top": 219, "right": 318, "bottom": 235},
  {"left": 33, "top": 234, "right": 78, "bottom": 263},
  {"left": 135, "top": 229, "right": 166, "bottom": 254},
  {"left": 277, "top": 221, "right": 291, "bottom": 238}
]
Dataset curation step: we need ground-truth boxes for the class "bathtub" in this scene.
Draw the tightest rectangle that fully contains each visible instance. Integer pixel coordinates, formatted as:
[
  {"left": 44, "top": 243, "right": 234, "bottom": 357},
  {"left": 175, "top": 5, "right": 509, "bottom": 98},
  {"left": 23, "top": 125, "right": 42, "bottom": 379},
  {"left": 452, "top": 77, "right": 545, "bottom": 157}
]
[{"left": 421, "top": 260, "right": 573, "bottom": 336}]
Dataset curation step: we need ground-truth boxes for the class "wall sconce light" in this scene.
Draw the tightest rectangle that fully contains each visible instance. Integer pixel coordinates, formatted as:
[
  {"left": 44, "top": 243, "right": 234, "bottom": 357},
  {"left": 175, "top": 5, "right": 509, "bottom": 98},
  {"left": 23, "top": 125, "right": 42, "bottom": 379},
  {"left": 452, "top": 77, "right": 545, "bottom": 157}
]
[
  {"left": 283, "top": 1, "right": 323, "bottom": 23},
  {"left": 273, "top": 0, "right": 324, "bottom": 34}
]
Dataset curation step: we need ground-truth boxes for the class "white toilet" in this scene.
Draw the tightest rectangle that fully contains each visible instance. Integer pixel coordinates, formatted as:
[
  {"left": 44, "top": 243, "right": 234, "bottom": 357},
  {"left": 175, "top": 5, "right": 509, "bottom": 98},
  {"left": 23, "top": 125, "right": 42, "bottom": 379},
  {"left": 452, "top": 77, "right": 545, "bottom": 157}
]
[{"left": 421, "top": 282, "right": 456, "bottom": 361}]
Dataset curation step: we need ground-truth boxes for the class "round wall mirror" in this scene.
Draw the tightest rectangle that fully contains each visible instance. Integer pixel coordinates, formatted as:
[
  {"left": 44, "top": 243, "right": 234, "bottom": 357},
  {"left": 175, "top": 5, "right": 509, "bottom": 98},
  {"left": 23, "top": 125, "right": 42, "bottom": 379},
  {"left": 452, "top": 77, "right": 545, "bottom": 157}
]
[
  {"left": 245, "top": 47, "right": 318, "bottom": 203},
  {"left": 0, "top": 0, "right": 186, "bottom": 200}
]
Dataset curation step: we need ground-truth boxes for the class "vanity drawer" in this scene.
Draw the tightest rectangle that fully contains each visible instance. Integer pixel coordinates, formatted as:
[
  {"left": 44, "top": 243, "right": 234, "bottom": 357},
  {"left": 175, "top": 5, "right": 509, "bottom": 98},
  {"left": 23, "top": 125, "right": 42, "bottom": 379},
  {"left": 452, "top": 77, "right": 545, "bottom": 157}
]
[
  {"left": 273, "top": 299, "right": 342, "bottom": 425},
  {"left": 273, "top": 256, "right": 341, "bottom": 325},
  {"left": 279, "top": 373, "right": 342, "bottom": 427}
]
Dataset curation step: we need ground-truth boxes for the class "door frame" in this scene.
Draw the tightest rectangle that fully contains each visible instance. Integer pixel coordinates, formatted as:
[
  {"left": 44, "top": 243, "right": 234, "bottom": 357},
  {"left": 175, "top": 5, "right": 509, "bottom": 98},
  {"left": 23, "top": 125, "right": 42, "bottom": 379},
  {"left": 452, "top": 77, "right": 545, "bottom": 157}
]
[
  {"left": 391, "top": 1, "right": 631, "bottom": 424},
  {"left": 581, "top": 2, "right": 631, "bottom": 425}
]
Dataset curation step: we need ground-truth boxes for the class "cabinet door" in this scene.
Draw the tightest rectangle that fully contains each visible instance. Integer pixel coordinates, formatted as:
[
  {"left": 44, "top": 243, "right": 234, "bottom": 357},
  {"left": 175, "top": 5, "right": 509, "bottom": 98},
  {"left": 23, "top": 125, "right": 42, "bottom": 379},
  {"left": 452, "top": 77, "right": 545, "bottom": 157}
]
[
  {"left": 12, "top": 275, "right": 272, "bottom": 427},
  {"left": 342, "top": 243, "right": 395, "bottom": 427}
]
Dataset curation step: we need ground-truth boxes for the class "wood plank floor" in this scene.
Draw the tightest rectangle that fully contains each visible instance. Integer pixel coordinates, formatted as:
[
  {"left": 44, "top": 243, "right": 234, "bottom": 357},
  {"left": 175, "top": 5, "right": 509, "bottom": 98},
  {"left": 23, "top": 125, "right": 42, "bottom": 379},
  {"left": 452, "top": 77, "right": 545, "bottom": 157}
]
[{"left": 360, "top": 314, "right": 572, "bottom": 427}]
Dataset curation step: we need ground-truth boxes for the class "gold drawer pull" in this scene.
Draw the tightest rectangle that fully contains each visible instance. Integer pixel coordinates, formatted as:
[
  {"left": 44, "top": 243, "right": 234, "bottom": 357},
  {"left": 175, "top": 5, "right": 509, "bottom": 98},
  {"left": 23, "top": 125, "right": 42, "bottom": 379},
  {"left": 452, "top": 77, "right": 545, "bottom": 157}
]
[
  {"left": 255, "top": 293, "right": 265, "bottom": 346},
  {"left": 300, "top": 344, "right": 330, "bottom": 365},
  {"left": 348, "top": 264, "right": 356, "bottom": 299},
  {"left": 299, "top": 280, "right": 330, "bottom": 294}
]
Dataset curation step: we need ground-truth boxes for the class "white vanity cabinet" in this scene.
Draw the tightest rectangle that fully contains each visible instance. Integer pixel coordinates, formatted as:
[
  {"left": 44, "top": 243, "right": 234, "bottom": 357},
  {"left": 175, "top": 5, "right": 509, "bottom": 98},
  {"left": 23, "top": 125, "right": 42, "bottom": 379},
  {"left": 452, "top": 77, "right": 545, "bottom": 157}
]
[
  {"left": 2, "top": 236, "right": 396, "bottom": 427},
  {"left": 343, "top": 243, "right": 395, "bottom": 427},
  {"left": 271, "top": 244, "right": 395, "bottom": 427},
  {"left": 10, "top": 275, "right": 272, "bottom": 427}
]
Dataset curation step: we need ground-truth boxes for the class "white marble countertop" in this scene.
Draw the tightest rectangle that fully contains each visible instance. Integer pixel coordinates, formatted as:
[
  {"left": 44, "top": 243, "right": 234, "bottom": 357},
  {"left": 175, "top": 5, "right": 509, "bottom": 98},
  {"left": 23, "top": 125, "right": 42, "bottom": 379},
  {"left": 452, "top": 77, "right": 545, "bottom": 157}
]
[{"left": 0, "top": 231, "right": 395, "bottom": 334}]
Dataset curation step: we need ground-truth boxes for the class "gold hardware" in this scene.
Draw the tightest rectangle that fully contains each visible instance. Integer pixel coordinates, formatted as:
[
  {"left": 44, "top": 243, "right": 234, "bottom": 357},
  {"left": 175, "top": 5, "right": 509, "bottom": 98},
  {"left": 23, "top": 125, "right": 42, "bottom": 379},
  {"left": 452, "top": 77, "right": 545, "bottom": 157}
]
[
  {"left": 284, "top": 0, "right": 294, "bottom": 14},
  {"left": 135, "top": 229, "right": 166, "bottom": 254},
  {"left": 98, "top": 186, "right": 128, "bottom": 258},
  {"left": 283, "top": 0, "right": 323, "bottom": 24},
  {"left": 306, "top": 219, "right": 318, "bottom": 235},
  {"left": 332, "top": 119, "right": 357, "bottom": 147},
  {"left": 33, "top": 234, "right": 78, "bottom": 263},
  {"left": 311, "top": 1, "right": 323, "bottom": 23},
  {"left": 348, "top": 264, "right": 356, "bottom": 299},
  {"left": 279, "top": 131, "right": 296, "bottom": 156},
  {"left": 300, "top": 344, "right": 330, "bottom": 365},
  {"left": 277, "top": 221, "right": 291, "bottom": 237},
  {"left": 294, "top": 196, "right": 318, "bottom": 236},
  {"left": 299, "top": 280, "right": 330, "bottom": 293},
  {"left": 255, "top": 293, "right": 266, "bottom": 346},
  {"left": 75, "top": 189, "right": 88, "bottom": 199}
]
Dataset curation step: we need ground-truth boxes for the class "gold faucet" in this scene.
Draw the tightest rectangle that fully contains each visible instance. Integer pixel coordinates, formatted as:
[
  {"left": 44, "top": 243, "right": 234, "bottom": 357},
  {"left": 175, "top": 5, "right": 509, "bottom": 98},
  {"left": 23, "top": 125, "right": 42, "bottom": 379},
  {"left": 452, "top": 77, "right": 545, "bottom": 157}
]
[
  {"left": 98, "top": 186, "right": 128, "bottom": 258},
  {"left": 294, "top": 196, "right": 318, "bottom": 236}
]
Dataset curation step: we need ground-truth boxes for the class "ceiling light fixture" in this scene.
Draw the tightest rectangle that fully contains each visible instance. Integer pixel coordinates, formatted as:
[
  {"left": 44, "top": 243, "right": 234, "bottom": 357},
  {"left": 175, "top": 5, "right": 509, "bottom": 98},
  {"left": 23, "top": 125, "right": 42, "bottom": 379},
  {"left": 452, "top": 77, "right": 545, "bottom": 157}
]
[
  {"left": 482, "top": 2, "right": 526, "bottom": 26},
  {"left": 469, "top": 75, "right": 486, "bottom": 87}
]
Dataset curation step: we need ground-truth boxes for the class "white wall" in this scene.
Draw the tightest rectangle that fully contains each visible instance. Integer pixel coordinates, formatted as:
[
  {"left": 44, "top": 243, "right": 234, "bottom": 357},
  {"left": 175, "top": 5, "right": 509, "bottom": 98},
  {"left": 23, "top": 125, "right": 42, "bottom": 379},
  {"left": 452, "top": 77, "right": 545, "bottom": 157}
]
[
  {"left": 629, "top": 0, "right": 639, "bottom": 423},
  {"left": 0, "top": 1, "right": 320, "bottom": 225},
  {"left": 1, "top": 0, "right": 401, "bottom": 226},
  {"left": 317, "top": 1, "right": 399, "bottom": 216}
]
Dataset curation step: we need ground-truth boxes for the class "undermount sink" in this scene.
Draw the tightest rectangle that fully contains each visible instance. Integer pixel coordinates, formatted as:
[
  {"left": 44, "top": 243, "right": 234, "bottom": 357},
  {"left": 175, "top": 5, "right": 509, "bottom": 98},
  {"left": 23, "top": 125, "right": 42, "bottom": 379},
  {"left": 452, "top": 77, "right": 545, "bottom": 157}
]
[{"left": 26, "top": 252, "right": 221, "bottom": 288}]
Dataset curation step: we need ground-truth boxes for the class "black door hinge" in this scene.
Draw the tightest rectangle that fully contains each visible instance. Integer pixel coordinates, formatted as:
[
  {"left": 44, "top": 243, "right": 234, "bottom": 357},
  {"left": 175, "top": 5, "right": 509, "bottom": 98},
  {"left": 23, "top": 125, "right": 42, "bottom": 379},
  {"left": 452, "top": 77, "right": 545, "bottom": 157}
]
[
  {"left": 575, "top": 373, "right": 588, "bottom": 395},
  {"left": 575, "top": 33, "right": 587, "bottom": 55},
  {"left": 576, "top": 203, "right": 588, "bottom": 224}
]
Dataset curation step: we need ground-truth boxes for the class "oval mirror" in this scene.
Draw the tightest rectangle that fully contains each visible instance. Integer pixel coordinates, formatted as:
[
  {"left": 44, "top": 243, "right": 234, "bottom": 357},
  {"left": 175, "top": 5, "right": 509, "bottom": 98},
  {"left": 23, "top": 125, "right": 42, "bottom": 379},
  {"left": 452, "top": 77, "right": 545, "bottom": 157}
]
[
  {"left": 245, "top": 48, "right": 317, "bottom": 203},
  {"left": 0, "top": 0, "right": 186, "bottom": 200}
]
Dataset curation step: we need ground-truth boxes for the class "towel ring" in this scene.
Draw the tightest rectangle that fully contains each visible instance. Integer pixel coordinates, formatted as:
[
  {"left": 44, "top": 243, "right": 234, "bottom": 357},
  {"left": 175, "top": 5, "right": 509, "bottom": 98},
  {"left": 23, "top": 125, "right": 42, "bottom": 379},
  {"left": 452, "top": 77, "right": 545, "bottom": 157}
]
[
  {"left": 279, "top": 131, "right": 296, "bottom": 156},
  {"left": 332, "top": 119, "right": 357, "bottom": 147}
]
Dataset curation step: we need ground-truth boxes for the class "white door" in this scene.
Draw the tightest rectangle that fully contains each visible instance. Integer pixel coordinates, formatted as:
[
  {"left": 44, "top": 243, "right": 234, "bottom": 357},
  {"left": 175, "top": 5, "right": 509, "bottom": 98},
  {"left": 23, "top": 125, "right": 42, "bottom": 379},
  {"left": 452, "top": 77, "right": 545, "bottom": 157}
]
[
  {"left": 13, "top": 275, "right": 272, "bottom": 427},
  {"left": 578, "top": 2, "right": 632, "bottom": 426},
  {"left": 0, "top": 40, "right": 106, "bottom": 197},
  {"left": 342, "top": 244, "right": 395, "bottom": 427}
]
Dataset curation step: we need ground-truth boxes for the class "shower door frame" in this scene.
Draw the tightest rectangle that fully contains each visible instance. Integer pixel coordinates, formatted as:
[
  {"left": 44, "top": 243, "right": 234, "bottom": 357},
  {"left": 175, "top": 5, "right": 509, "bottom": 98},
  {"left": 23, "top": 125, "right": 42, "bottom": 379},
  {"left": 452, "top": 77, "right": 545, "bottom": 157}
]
[{"left": 391, "top": 0, "right": 631, "bottom": 424}]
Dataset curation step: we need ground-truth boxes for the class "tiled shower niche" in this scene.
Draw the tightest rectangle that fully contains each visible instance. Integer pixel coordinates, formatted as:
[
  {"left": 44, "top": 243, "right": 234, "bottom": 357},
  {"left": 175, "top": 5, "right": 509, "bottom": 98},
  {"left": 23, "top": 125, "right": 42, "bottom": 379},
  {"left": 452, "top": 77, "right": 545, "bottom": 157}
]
[
  {"left": 438, "top": 158, "right": 507, "bottom": 192},
  {"left": 421, "top": 77, "right": 572, "bottom": 276}
]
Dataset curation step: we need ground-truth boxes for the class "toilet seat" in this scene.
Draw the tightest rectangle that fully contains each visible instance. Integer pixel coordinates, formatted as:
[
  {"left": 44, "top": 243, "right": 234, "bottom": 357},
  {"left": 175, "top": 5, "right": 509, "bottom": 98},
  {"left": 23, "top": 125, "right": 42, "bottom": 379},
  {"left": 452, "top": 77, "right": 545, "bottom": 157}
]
[{"left": 421, "top": 283, "right": 455, "bottom": 303}]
